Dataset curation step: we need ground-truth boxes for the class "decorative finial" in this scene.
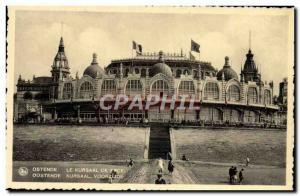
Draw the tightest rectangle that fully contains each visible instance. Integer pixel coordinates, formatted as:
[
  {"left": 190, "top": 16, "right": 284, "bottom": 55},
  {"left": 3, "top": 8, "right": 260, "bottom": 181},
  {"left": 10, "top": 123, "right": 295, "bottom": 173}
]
[
  {"left": 224, "top": 56, "right": 230, "bottom": 68},
  {"left": 92, "top": 53, "right": 98, "bottom": 64},
  {"left": 158, "top": 50, "right": 164, "bottom": 62}
]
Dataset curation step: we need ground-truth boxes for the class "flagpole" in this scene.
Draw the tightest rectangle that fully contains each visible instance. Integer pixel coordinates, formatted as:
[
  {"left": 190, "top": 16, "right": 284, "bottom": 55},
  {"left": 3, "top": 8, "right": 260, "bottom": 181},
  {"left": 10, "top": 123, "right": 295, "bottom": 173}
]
[{"left": 131, "top": 44, "right": 134, "bottom": 74}]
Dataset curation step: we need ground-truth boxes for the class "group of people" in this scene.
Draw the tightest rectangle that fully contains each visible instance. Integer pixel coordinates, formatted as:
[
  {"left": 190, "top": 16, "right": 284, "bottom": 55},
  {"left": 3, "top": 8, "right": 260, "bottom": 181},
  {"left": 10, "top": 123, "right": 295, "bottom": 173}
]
[
  {"left": 228, "top": 166, "right": 244, "bottom": 184},
  {"left": 228, "top": 157, "right": 250, "bottom": 185}
]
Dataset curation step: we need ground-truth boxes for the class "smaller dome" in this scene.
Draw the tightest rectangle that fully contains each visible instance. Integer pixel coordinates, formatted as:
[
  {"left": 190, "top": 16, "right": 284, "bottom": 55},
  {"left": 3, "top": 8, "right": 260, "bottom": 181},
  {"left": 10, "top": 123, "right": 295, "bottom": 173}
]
[
  {"left": 150, "top": 63, "right": 173, "bottom": 77},
  {"left": 149, "top": 51, "right": 173, "bottom": 77},
  {"left": 217, "top": 56, "right": 238, "bottom": 81},
  {"left": 83, "top": 53, "right": 105, "bottom": 79}
]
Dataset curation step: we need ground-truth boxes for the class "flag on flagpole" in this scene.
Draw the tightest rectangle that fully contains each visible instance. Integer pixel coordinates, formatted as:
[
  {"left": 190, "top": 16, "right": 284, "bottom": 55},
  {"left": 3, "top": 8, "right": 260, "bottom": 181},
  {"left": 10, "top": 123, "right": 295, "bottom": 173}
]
[
  {"left": 132, "top": 41, "right": 137, "bottom": 50},
  {"left": 191, "top": 39, "right": 200, "bottom": 53},
  {"left": 132, "top": 41, "right": 143, "bottom": 55},
  {"left": 190, "top": 52, "right": 196, "bottom": 61},
  {"left": 137, "top": 44, "right": 142, "bottom": 55}
]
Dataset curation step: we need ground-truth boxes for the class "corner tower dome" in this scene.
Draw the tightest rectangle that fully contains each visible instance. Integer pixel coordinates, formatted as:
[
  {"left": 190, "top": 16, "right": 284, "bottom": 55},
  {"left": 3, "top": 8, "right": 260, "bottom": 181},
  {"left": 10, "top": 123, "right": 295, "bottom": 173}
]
[
  {"left": 149, "top": 51, "right": 173, "bottom": 77},
  {"left": 83, "top": 53, "right": 105, "bottom": 78},
  {"left": 217, "top": 56, "right": 238, "bottom": 81}
]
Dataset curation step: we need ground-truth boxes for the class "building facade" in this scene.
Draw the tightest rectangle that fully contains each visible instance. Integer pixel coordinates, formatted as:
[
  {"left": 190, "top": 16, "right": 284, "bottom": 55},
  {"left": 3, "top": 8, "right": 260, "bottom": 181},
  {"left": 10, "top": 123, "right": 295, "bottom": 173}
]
[{"left": 14, "top": 37, "right": 284, "bottom": 126}]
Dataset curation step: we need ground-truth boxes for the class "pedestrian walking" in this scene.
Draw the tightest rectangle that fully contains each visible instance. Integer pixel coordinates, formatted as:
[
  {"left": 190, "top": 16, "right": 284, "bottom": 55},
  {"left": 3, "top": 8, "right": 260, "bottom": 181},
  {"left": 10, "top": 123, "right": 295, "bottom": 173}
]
[
  {"left": 168, "top": 160, "right": 175, "bottom": 174},
  {"left": 128, "top": 158, "right": 134, "bottom": 167},
  {"left": 158, "top": 158, "right": 164, "bottom": 173}
]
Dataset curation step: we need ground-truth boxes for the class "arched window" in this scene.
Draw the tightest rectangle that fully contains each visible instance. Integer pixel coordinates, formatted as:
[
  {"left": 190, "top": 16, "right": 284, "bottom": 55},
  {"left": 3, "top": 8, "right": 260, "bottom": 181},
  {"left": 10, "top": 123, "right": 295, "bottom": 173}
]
[
  {"left": 176, "top": 69, "right": 182, "bottom": 78},
  {"left": 134, "top": 68, "right": 140, "bottom": 74},
  {"left": 112, "top": 69, "right": 117, "bottom": 74},
  {"left": 178, "top": 81, "right": 195, "bottom": 96},
  {"left": 193, "top": 70, "right": 198, "bottom": 79},
  {"left": 125, "top": 69, "right": 129, "bottom": 77},
  {"left": 23, "top": 91, "right": 33, "bottom": 100},
  {"left": 204, "top": 82, "right": 219, "bottom": 100},
  {"left": 101, "top": 79, "right": 116, "bottom": 95},
  {"left": 79, "top": 81, "right": 93, "bottom": 99},
  {"left": 264, "top": 90, "right": 271, "bottom": 105},
  {"left": 62, "top": 83, "right": 73, "bottom": 99},
  {"left": 126, "top": 80, "right": 142, "bottom": 96},
  {"left": 183, "top": 69, "right": 189, "bottom": 75},
  {"left": 151, "top": 80, "right": 169, "bottom": 96},
  {"left": 227, "top": 85, "right": 240, "bottom": 102},
  {"left": 141, "top": 68, "right": 146, "bottom": 77},
  {"left": 247, "top": 87, "right": 258, "bottom": 104}
]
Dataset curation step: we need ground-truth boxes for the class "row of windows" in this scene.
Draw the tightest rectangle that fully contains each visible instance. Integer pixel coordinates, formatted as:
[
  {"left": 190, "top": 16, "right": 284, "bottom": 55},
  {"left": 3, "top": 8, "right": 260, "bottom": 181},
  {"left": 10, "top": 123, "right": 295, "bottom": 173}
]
[
  {"left": 18, "top": 86, "right": 48, "bottom": 91},
  {"left": 109, "top": 68, "right": 212, "bottom": 78},
  {"left": 61, "top": 81, "right": 272, "bottom": 104}
]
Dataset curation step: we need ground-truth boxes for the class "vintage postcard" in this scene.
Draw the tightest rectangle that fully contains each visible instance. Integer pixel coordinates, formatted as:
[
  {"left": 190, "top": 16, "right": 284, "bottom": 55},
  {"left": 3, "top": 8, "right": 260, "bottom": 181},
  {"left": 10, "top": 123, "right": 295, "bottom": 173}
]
[{"left": 6, "top": 6, "right": 294, "bottom": 191}]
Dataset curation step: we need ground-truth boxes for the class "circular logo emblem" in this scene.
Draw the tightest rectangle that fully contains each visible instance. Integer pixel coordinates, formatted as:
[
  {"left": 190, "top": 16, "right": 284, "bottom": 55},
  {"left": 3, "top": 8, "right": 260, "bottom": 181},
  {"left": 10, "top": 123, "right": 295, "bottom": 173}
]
[{"left": 18, "top": 167, "right": 28, "bottom": 176}]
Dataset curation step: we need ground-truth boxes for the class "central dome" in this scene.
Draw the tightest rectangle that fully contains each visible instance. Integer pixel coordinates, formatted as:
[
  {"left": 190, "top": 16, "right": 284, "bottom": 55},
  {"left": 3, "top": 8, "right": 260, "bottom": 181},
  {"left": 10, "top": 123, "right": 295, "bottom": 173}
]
[
  {"left": 217, "top": 56, "right": 238, "bottom": 81},
  {"left": 83, "top": 53, "right": 104, "bottom": 79},
  {"left": 149, "top": 50, "right": 173, "bottom": 77}
]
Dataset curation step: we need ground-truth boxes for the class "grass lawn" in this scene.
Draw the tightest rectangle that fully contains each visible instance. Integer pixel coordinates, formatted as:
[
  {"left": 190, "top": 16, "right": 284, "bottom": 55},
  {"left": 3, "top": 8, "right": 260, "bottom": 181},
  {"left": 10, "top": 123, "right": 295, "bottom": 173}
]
[
  {"left": 13, "top": 125, "right": 148, "bottom": 161},
  {"left": 173, "top": 128, "right": 286, "bottom": 167}
]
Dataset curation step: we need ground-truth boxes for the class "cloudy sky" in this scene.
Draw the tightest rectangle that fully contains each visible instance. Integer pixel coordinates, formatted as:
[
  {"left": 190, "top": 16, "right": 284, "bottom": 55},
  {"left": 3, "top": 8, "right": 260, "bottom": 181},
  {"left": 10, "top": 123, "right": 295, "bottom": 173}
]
[{"left": 13, "top": 8, "right": 292, "bottom": 95}]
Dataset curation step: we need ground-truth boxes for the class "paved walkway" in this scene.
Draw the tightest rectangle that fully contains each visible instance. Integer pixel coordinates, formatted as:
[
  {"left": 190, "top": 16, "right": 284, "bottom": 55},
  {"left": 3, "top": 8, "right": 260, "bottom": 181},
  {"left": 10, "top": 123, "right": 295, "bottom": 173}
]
[{"left": 120, "top": 159, "right": 198, "bottom": 184}]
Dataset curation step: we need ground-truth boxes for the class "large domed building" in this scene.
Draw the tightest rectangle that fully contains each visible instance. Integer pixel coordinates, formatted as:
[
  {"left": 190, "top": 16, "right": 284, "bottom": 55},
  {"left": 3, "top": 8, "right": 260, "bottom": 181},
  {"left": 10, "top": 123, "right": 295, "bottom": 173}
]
[{"left": 14, "top": 36, "right": 283, "bottom": 127}]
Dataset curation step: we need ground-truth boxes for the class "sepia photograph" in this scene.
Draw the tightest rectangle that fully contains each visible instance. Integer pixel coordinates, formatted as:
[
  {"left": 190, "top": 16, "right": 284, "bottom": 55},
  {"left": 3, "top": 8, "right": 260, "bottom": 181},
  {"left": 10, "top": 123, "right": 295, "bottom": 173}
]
[{"left": 6, "top": 6, "right": 294, "bottom": 191}]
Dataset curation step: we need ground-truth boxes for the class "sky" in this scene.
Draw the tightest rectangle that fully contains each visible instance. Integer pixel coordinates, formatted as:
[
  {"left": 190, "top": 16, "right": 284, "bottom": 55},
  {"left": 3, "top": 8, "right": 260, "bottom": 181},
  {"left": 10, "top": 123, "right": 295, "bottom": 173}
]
[{"left": 13, "top": 8, "right": 292, "bottom": 95}]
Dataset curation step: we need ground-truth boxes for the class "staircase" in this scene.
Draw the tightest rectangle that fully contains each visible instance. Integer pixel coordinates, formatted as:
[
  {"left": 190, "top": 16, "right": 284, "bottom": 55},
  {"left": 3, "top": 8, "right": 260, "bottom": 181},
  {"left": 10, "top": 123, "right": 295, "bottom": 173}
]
[{"left": 148, "top": 124, "right": 171, "bottom": 159}]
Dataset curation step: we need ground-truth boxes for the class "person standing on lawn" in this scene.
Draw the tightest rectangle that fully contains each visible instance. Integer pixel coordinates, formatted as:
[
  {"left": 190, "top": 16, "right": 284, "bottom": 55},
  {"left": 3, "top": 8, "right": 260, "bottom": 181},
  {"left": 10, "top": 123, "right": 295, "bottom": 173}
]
[
  {"left": 239, "top": 169, "right": 244, "bottom": 184},
  {"left": 229, "top": 166, "right": 234, "bottom": 184}
]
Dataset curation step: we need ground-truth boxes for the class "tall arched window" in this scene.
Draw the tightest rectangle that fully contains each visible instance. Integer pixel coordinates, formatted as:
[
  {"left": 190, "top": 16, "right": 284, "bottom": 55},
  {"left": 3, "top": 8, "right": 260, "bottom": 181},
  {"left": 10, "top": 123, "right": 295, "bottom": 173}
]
[
  {"left": 204, "top": 82, "right": 219, "bottom": 100},
  {"left": 151, "top": 80, "right": 169, "bottom": 96},
  {"left": 101, "top": 79, "right": 116, "bottom": 96},
  {"left": 264, "top": 90, "right": 271, "bottom": 105},
  {"left": 126, "top": 80, "right": 142, "bottom": 96},
  {"left": 79, "top": 81, "right": 93, "bottom": 99},
  {"left": 178, "top": 81, "right": 195, "bottom": 96},
  {"left": 62, "top": 83, "right": 73, "bottom": 99},
  {"left": 247, "top": 87, "right": 258, "bottom": 104},
  {"left": 227, "top": 85, "right": 240, "bottom": 102}
]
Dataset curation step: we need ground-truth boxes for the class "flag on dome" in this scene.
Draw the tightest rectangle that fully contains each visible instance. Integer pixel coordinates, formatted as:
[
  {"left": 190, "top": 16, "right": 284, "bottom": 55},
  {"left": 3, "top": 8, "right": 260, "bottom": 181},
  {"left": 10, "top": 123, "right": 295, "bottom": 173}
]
[{"left": 191, "top": 39, "right": 200, "bottom": 53}]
